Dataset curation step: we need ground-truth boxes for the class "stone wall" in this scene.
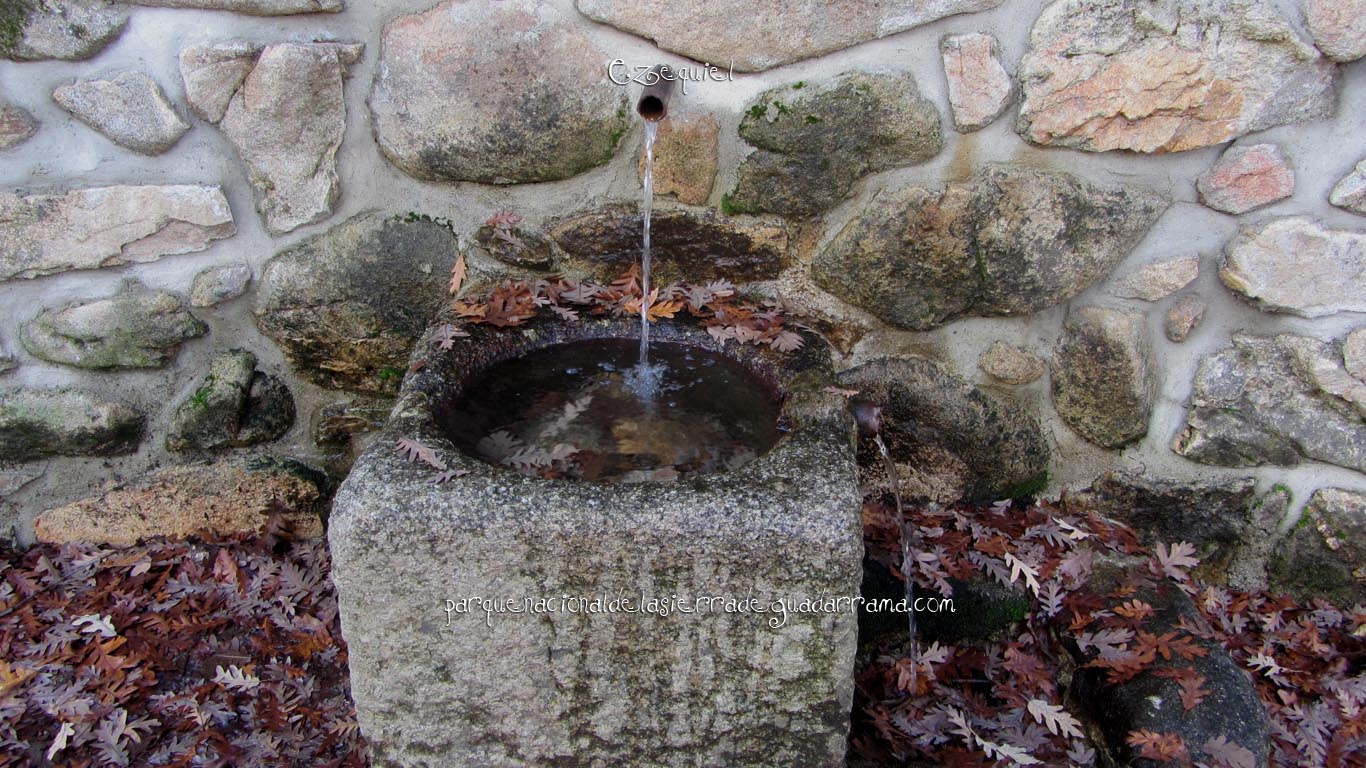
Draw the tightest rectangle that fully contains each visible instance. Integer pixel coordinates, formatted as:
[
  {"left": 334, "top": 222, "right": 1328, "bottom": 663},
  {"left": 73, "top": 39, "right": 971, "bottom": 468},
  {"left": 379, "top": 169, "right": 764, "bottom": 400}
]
[{"left": 0, "top": 0, "right": 1362, "bottom": 595}]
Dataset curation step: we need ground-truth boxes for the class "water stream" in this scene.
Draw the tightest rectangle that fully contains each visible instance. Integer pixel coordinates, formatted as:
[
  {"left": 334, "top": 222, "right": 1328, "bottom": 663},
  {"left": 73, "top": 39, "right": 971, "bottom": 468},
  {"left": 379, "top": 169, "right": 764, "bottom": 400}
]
[
  {"left": 639, "top": 120, "right": 658, "bottom": 365},
  {"left": 873, "top": 433, "right": 917, "bottom": 640}
]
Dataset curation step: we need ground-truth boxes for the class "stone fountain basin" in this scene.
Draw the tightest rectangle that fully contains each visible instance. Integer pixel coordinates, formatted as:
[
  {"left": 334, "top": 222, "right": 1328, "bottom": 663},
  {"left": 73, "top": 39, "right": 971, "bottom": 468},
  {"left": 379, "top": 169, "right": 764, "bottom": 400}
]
[{"left": 328, "top": 315, "right": 863, "bottom": 768}]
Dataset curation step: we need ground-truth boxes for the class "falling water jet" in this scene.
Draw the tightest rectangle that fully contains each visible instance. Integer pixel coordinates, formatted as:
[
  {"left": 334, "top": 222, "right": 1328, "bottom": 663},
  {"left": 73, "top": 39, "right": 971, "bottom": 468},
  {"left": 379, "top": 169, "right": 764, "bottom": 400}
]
[
  {"left": 853, "top": 400, "right": 919, "bottom": 647},
  {"left": 629, "top": 65, "right": 673, "bottom": 400},
  {"left": 639, "top": 119, "right": 658, "bottom": 366}
]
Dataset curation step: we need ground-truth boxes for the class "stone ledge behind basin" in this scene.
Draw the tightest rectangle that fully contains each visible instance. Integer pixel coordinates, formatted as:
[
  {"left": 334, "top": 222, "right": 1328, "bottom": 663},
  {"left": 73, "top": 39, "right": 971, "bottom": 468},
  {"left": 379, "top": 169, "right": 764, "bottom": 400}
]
[
  {"left": 330, "top": 315, "right": 862, "bottom": 767},
  {"left": 548, "top": 204, "right": 789, "bottom": 283}
]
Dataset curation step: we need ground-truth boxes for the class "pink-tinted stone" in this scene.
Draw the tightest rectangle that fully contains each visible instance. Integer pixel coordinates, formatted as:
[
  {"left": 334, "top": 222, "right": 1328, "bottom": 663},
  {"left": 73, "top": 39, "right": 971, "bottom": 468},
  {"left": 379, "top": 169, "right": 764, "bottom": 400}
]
[
  {"left": 0, "top": 98, "right": 37, "bottom": 150},
  {"left": 1017, "top": 0, "right": 1336, "bottom": 154},
  {"left": 637, "top": 112, "right": 719, "bottom": 206},
  {"left": 978, "top": 341, "right": 1045, "bottom": 385},
  {"left": 1303, "top": 0, "right": 1366, "bottom": 62},
  {"left": 1197, "top": 144, "right": 1295, "bottom": 215},
  {"left": 941, "top": 32, "right": 1013, "bottom": 132},
  {"left": 1111, "top": 256, "right": 1199, "bottom": 301}
]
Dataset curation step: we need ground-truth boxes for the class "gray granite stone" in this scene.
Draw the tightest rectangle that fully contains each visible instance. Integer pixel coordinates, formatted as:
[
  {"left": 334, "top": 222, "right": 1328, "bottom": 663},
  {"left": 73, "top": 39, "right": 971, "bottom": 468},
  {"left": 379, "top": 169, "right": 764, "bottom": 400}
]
[{"left": 330, "top": 316, "right": 861, "bottom": 767}]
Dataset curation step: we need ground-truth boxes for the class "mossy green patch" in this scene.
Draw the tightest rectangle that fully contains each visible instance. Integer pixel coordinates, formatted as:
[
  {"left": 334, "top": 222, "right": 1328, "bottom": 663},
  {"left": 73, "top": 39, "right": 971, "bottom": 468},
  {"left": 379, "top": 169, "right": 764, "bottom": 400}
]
[
  {"left": 396, "top": 212, "right": 455, "bottom": 232},
  {"left": 188, "top": 382, "right": 213, "bottom": 410},
  {"left": 997, "top": 470, "right": 1049, "bottom": 501},
  {"left": 245, "top": 455, "right": 329, "bottom": 496},
  {"left": 719, "top": 192, "right": 751, "bottom": 216},
  {"left": 0, "top": 0, "right": 33, "bottom": 59}
]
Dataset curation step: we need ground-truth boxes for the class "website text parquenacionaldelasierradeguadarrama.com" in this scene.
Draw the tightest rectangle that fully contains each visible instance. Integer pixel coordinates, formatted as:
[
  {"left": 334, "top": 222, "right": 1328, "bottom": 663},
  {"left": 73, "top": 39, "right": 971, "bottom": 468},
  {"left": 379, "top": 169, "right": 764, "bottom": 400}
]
[{"left": 444, "top": 593, "right": 955, "bottom": 629}]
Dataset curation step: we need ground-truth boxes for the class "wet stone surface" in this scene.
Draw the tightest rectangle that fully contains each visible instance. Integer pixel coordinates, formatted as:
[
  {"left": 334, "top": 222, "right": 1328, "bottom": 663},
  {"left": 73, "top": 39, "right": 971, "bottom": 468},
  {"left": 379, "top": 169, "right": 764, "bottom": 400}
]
[
  {"left": 838, "top": 355, "right": 1050, "bottom": 502},
  {"left": 550, "top": 204, "right": 788, "bottom": 283}
]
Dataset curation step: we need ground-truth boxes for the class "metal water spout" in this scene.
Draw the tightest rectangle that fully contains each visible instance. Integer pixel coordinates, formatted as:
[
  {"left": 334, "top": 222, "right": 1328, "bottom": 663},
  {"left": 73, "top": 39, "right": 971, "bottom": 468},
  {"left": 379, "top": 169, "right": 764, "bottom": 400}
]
[{"left": 637, "top": 64, "right": 674, "bottom": 121}]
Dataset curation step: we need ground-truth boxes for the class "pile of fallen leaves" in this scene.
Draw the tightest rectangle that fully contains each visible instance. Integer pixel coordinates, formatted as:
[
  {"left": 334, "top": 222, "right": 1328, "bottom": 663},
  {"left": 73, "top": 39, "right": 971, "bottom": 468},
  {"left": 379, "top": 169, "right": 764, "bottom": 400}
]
[
  {"left": 854, "top": 495, "right": 1366, "bottom": 767},
  {"left": 1199, "top": 586, "right": 1366, "bottom": 765},
  {"left": 446, "top": 211, "right": 805, "bottom": 352},
  {"left": 0, "top": 518, "right": 366, "bottom": 767},
  {"left": 4, "top": 471, "right": 1360, "bottom": 766},
  {"left": 450, "top": 266, "right": 804, "bottom": 351}
]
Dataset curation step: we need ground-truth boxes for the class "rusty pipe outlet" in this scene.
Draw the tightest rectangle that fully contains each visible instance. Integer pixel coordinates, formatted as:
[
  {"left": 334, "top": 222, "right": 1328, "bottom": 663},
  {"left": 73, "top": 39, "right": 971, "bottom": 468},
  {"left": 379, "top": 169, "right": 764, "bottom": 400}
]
[{"left": 637, "top": 64, "right": 674, "bottom": 122}]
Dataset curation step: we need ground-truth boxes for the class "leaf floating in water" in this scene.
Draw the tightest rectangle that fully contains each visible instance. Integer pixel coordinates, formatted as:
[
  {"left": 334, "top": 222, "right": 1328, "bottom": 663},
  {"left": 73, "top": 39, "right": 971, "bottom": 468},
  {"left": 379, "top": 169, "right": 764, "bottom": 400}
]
[
  {"left": 476, "top": 430, "right": 521, "bottom": 462},
  {"left": 543, "top": 395, "right": 592, "bottom": 439},
  {"left": 503, "top": 443, "right": 578, "bottom": 471},
  {"left": 452, "top": 340, "right": 779, "bottom": 483},
  {"left": 395, "top": 438, "right": 447, "bottom": 471}
]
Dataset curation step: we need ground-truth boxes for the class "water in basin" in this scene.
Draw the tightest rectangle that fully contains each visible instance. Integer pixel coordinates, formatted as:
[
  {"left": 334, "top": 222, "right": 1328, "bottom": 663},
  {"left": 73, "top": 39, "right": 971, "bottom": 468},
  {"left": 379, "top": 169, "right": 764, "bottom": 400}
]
[{"left": 442, "top": 339, "right": 782, "bottom": 483}]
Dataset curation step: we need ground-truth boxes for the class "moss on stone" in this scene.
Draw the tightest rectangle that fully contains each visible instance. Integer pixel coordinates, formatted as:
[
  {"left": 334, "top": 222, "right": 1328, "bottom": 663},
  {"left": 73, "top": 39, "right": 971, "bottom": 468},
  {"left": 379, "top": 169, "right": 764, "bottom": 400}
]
[
  {"left": 0, "top": 0, "right": 33, "bottom": 59},
  {"left": 0, "top": 389, "right": 144, "bottom": 462},
  {"left": 719, "top": 192, "right": 751, "bottom": 216},
  {"left": 997, "top": 470, "right": 1049, "bottom": 501},
  {"left": 188, "top": 380, "right": 214, "bottom": 410},
  {"left": 395, "top": 212, "right": 454, "bottom": 232},
  {"left": 245, "top": 455, "right": 330, "bottom": 498}
]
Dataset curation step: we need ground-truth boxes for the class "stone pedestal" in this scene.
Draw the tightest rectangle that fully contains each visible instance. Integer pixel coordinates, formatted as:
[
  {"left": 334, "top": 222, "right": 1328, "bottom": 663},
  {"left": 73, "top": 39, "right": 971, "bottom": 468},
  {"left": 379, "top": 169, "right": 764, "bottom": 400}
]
[{"left": 328, "top": 318, "right": 863, "bottom": 767}]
